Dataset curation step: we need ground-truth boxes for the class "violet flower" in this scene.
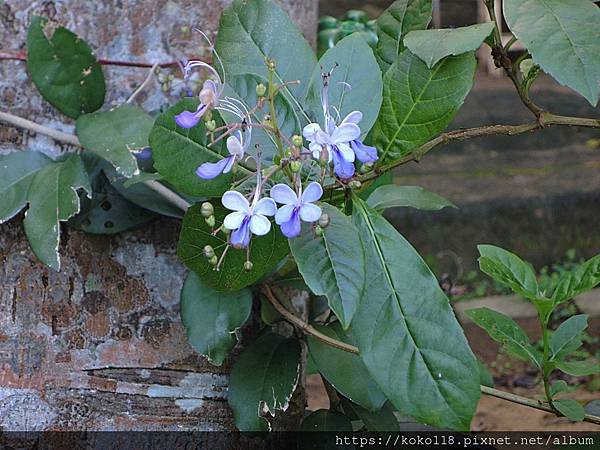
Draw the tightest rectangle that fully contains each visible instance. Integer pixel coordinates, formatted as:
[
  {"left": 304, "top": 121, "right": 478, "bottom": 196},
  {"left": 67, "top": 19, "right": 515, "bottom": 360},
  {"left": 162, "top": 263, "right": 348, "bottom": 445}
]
[
  {"left": 196, "top": 132, "right": 246, "bottom": 179},
  {"left": 271, "top": 182, "right": 323, "bottom": 238}
]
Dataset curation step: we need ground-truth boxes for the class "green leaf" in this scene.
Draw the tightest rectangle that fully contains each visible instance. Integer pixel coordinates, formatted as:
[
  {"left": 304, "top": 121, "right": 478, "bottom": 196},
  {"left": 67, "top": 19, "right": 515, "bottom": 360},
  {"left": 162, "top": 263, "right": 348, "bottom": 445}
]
[
  {"left": 477, "top": 245, "right": 540, "bottom": 301},
  {"left": 478, "top": 360, "right": 494, "bottom": 388},
  {"left": 375, "top": 0, "right": 432, "bottom": 72},
  {"left": 465, "top": 307, "right": 542, "bottom": 368},
  {"left": 301, "top": 409, "right": 353, "bottom": 431},
  {"left": 553, "top": 254, "right": 600, "bottom": 304},
  {"left": 367, "top": 185, "right": 456, "bottom": 212},
  {"left": 180, "top": 272, "right": 252, "bottom": 366},
  {"left": 228, "top": 333, "right": 301, "bottom": 431},
  {"left": 76, "top": 104, "right": 153, "bottom": 178},
  {"left": 149, "top": 98, "right": 239, "bottom": 198},
  {"left": 550, "top": 314, "right": 588, "bottom": 361},
  {"left": 556, "top": 359, "right": 600, "bottom": 377},
  {"left": 405, "top": 23, "right": 495, "bottom": 69},
  {"left": 214, "top": 0, "right": 317, "bottom": 122},
  {"left": 289, "top": 204, "right": 366, "bottom": 329},
  {"left": 341, "top": 399, "right": 400, "bottom": 432},
  {"left": 550, "top": 380, "right": 570, "bottom": 397},
  {"left": 177, "top": 204, "right": 289, "bottom": 291},
  {"left": 27, "top": 16, "right": 105, "bottom": 118},
  {"left": 306, "top": 34, "right": 383, "bottom": 136},
  {"left": 373, "top": 51, "right": 476, "bottom": 163},
  {"left": 553, "top": 399, "right": 585, "bottom": 422},
  {"left": 503, "top": 0, "right": 600, "bottom": 106},
  {"left": 307, "top": 323, "right": 386, "bottom": 411},
  {"left": 0, "top": 151, "right": 52, "bottom": 224},
  {"left": 23, "top": 154, "right": 91, "bottom": 270},
  {"left": 351, "top": 199, "right": 480, "bottom": 431}
]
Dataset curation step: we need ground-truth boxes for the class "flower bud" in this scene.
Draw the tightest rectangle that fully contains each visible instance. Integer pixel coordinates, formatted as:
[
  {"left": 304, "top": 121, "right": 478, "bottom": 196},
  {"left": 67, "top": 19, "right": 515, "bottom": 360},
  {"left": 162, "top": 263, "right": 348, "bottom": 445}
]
[
  {"left": 318, "top": 213, "right": 330, "bottom": 229},
  {"left": 199, "top": 87, "right": 216, "bottom": 105},
  {"left": 244, "top": 261, "right": 254, "bottom": 272},
  {"left": 200, "top": 202, "right": 214, "bottom": 218},
  {"left": 208, "top": 255, "right": 219, "bottom": 266},
  {"left": 290, "top": 161, "right": 302, "bottom": 173},
  {"left": 203, "top": 245, "right": 215, "bottom": 259},
  {"left": 284, "top": 148, "right": 293, "bottom": 159},
  {"left": 315, "top": 226, "right": 323, "bottom": 236},
  {"left": 360, "top": 162, "right": 374, "bottom": 174},
  {"left": 273, "top": 154, "right": 282, "bottom": 166},
  {"left": 205, "top": 215, "right": 216, "bottom": 227},
  {"left": 222, "top": 226, "right": 231, "bottom": 235},
  {"left": 204, "top": 110, "right": 213, "bottom": 122},
  {"left": 161, "top": 83, "right": 170, "bottom": 92},
  {"left": 157, "top": 72, "right": 167, "bottom": 83},
  {"left": 206, "top": 119, "right": 217, "bottom": 132},
  {"left": 292, "top": 135, "right": 303, "bottom": 147},
  {"left": 256, "top": 83, "right": 267, "bottom": 97},
  {"left": 348, "top": 180, "right": 362, "bottom": 190}
]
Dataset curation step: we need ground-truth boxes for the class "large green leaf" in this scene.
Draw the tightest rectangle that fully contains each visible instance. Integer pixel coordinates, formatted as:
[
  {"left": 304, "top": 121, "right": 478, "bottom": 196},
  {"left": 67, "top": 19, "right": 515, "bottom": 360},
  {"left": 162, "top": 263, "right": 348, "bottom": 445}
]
[
  {"left": 27, "top": 16, "right": 105, "bottom": 118},
  {"left": 228, "top": 333, "right": 301, "bottom": 431},
  {"left": 477, "top": 245, "right": 541, "bottom": 301},
  {"left": 180, "top": 272, "right": 252, "bottom": 366},
  {"left": 367, "top": 185, "right": 456, "bottom": 213},
  {"left": 0, "top": 151, "right": 52, "bottom": 224},
  {"left": 405, "top": 23, "right": 495, "bottom": 68},
  {"left": 550, "top": 314, "right": 588, "bottom": 361},
  {"left": 214, "top": 0, "right": 317, "bottom": 122},
  {"left": 552, "top": 254, "right": 600, "bottom": 304},
  {"left": 351, "top": 199, "right": 480, "bottom": 431},
  {"left": 375, "top": 0, "right": 432, "bottom": 73},
  {"left": 465, "top": 307, "right": 542, "bottom": 368},
  {"left": 177, "top": 204, "right": 289, "bottom": 292},
  {"left": 289, "top": 204, "right": 366, "bottom": 329},
  {"left": 23, "top": 154, "right": 91, "bottom": 270},
  {"left": 149, "top": 99, "right": 239, "bottom": 198},
  {"left": 503, "top": 0, "right": 600, "bottom": 106},
  {"left": 307, "top": 323, "right": 386, "bottom": 411},
  {"left": 556, "top": 359, "right": 600, "bottom": 377},
  {"left": 305, "top": 34, "right": 383, "bottom": 136},
  {"left": 373, "top": 51, "right": 476, "bottom": 163},
  {"left": 76, "top": 104, "right": 153, "bottom": 178}
]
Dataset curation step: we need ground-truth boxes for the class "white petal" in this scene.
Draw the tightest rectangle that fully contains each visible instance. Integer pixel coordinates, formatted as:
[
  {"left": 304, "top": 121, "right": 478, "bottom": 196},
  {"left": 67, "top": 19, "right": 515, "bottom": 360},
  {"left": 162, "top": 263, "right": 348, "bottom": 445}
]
[
  {"left": 249, "top": 214, "right": 272, "bottom": 236},
  {"left": 222, "top": 191, "right": 250, "bottom": 213},
  {"left": 226, "top": 135, "right": 244, "bottom": 157},
  {"left": 340, "top": 111, "right": 363, "bottom": 125},
  {"left": 315, "top": 130, "right": 333, "bottom": 145},
  {"left": 299, "top": 203, "right": 322, "bottom": 223},
  {"left": 332, "top": 123, "right": 360, "bottom": 143},
  {"left": 275, "top": 204, "right": 296, "bottom": 225},
  {"left": 301, "top": 182, "right": 323, "bottom": 203},
  {"left": 337, "top": 143, "right": 355, "bottom": 162},
  {"left": 223, "top": 211, "right": 246, "bottom": 230},
  {"left": 254, "top": 197, "right": 277, "bottom": 216},
  {"left": 270, "top": 184, "right": 298, "bottom": 205},
  {"left": 310, "top": 142, "right": 325, "bottom": 160},
  {"left": 303, "top": 123, "right": 322, "bottom": 141}
]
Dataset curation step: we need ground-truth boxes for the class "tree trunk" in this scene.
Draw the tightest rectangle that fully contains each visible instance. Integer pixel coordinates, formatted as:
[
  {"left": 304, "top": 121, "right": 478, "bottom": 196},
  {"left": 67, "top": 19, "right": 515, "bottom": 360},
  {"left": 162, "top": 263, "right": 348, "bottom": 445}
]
[{"left": 0, "top": 0, "right": 317, "bottom": 431}]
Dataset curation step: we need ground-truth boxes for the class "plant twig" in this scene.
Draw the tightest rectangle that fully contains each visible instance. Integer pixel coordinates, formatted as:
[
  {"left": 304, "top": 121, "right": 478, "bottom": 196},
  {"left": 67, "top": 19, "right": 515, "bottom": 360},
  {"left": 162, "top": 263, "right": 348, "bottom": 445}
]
[
  {"left": 0, "top": 110, "right": 191, "bottom": 212},
  {"left": 127, "top": 63, "right": 159, "bottom": 103}
]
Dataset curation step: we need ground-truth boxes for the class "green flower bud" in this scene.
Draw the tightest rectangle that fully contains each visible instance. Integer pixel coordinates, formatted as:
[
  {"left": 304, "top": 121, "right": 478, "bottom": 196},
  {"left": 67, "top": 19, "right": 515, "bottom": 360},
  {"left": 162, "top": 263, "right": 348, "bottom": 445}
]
[
  {"left": 203, "top": 245, "right": 215, "bottom": 259},
  {"left": 204, "top": 110, "right": 213, "bottom": 122},
  {"left": 318, "top": 213, "right": 330, "bottom": 229},
  {"left": 284, "top": 147, "right": 293, "bottom": 159},
  {"left": 157, "top": 72, "right": 167, "bottom": 83},
  {"left": 161, "top": 83, "right": 170, "bottom": 92},
  {"left": 244, "top": 261, "right": 254, "bottom": 272},
  {"left": 273, "top": 154, "right": 282, "bottom": 166},
  {"left": 200, "top": 202, "right": 214, "bottom": 218},
  {"left": 205, "top": 215, "right": 216, "bottom": 227},
  {"left": 256, "top": 83, "right": 267, "bottom": 97},
  {"left": 315, "top": 226, "right": 323, "bottom": 237},
  {"left": 290, "top": 161, "right": 302, "bottom": 173},
  {"left": 206, "top": 119, "right": 217, "bottom": 132},
  {"left": 292, "top": 135, "right": 303, "bottom": 147},
  {"left": 348, "top": 180, "right": 362, "bottom": 190},
  {"left": 360, "top": 162, "right": 374, "bottom": 174},
  {"left": 208, "top": 255, "right": 219, "bottom": 266}
]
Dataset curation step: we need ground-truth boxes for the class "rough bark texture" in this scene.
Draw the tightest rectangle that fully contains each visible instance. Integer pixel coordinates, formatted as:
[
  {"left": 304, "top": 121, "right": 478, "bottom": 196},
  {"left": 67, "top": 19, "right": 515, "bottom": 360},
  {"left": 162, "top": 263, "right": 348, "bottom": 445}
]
[{"left": 0, "top": 0, "right": 317, "bottom": 432}]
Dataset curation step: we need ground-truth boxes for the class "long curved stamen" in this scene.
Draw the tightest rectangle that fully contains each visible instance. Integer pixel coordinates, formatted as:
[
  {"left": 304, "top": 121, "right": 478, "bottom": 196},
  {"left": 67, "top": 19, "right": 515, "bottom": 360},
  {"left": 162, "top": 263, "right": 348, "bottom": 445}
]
[{"left": 193, "top": 28, "right": 227, "bottom": 97}]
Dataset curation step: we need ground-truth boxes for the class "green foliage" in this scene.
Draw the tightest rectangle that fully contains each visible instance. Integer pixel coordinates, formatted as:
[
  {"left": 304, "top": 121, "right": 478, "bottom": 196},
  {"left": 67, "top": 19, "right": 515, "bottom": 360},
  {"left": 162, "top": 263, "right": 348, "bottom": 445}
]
[
  {"left": 341, "top": 399, "right": 400, "bottom": 431},
  {"left": 404, "top": 23, "right": 495, "bottom": 69},
  {"left": 373, "top": 51, "right": 476, "bottom": 163},
  {"left": 552, "top": 399, "right": 585, "bottom": 422},
  {"left": 290, "top": 204, "right": 366, "bottom": 329},
  {"left": 178, "top": 204, "right": 289, "bottom": 291},
  {"left": 76, "top": 104, "right": 152, "bottom": 178},
  {"left": 228, "top": 333, "right": 301, "bottom": 431},
  {"left": 503, "top": 0, "right": 600, "bottom": 106},
  {"left": 550, "top": 314, "right": 588, "bottom": 361},
  {"left": 366, "top": 185, "right": 456, "bottom": 213},
  {"left": 27, "top": 16, "right": 105, "bottom": 118},
  {"left": 351, "top": 198, "right": 480, "bottom": 431},
  {"left": 180, "top": 272, "right": 252, "bottom": 365},
  {"left": 556, "top": 359, "right": 600, "bottom": 377},
  {"left": 552, "top": 254, "right": 600, "bottom": 304},
  {"left": 374, "top": 0, "right": 432, "bottom": 72}
]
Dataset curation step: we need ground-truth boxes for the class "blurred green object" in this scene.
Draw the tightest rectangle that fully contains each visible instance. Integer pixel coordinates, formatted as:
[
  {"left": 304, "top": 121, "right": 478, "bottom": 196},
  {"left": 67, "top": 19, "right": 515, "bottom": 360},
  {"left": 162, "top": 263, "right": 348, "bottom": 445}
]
[{"left": 317, "top": 9, "right": 378, "bottom": 57}]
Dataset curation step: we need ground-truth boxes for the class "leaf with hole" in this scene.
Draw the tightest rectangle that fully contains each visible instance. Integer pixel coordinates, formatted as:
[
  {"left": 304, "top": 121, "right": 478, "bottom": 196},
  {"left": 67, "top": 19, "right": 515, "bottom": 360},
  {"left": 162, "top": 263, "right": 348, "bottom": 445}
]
[{"left": 367, "top": 185, "right": 456, "bottom": 212}]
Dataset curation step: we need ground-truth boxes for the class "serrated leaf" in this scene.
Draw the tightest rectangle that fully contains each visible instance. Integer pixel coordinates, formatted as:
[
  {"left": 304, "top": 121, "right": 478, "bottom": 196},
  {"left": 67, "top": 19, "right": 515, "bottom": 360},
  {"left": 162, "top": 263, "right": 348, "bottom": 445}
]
[
  {"left": 214, "top": 0, "right": 317, "bottom": 122},
  {"left": 503, "top": 0, "right": 600, "bottom": 106},
  {"left": 23, "top": 154, "right": 91, "bottom": 270},
  {"left": 289, "top": 204, "right": 366, "bottom": 329},
  {"left": 351, "top": 199, "right": 480, "bottom": 431},
  {"left": 180, "top": 272, "right": 252, "bottom": 366},
  {"left": 375, "top": 0, "right": 432, "bottom": 72},
  {"left": 553, "top": 254, "right": 600, "bottom": 304},
  {"left": 228, "top": 333, "right": 301, "bottom": 431},
  {"left": 550, "top": 314, "right": 588, "bottom": 361},
  {"left": 27, "top": 16, "right": 105, "bottom": 118},
  {"left": 76, "top": 104, "right": 152, "bottom": 178},
  {"left": 477, "top": 245, "right": 540, "bottom": 301},
  {"left": 0, "top": 151, "right": 52, "bottom": 224},
  {"left": 149, "top": 98, "right": 243, "bottom": 198},
  {"left": 465, "top": 307, "right": 542, "bottom": 368},
  {"left": 305, "top": 34, "right": 383, "bottom": 136},
  {"left": 373, "top": 51, "right": 476, "bottom": 163},
  {"left": 177, "top": 204, "right": 289, "bottom": 291},
  {"left": 367, "top": 185, "right": 456, "bottom": 213},
  {"left": 553, "top": 399, "right": 585, "bottom": 422},
  {"left": 307, "top": 323, "right": 386, "bottom": 411},
  {"left": 405, "top": 23, "right": 495, "bottom": 69},
  {"left": 556, "top": 359, "right": 600, "bottom": 377}
]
